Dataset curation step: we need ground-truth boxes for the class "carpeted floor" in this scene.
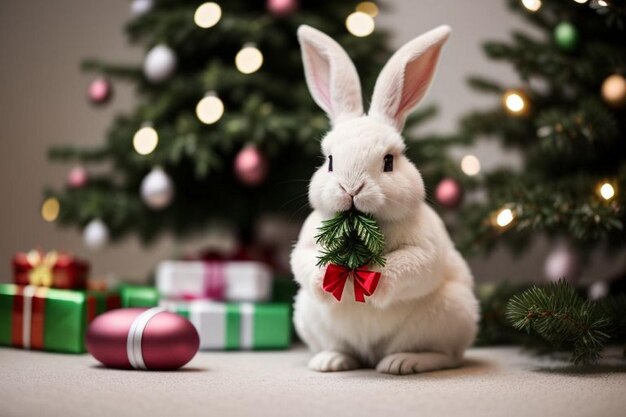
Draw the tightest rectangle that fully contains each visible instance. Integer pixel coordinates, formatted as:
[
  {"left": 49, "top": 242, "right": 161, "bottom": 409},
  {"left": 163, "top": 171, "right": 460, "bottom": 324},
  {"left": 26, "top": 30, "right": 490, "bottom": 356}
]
[{"left": 1, "top": 346, "right": 625, "bottom": 417}]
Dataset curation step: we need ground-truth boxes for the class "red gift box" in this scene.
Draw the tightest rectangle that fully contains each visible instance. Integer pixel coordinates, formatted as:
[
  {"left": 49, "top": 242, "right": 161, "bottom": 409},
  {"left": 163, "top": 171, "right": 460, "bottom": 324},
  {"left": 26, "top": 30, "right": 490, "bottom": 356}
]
[{"left": 12, "top": 250, "right": 89, "bottom": 290}]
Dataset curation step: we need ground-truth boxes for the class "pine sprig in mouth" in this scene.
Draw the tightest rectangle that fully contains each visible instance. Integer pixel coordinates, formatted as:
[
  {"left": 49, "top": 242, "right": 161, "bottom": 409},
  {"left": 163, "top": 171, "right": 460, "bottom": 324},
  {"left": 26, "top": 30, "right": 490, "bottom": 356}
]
[{"left": 315, "top": 208, "right": 386, "bottom": 270}]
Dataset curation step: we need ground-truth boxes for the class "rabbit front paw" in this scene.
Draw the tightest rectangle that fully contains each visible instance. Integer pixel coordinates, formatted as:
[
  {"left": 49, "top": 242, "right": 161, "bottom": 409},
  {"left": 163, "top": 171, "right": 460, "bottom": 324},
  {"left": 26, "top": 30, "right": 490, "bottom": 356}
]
[
  {"left": 308, "top": 351, "right": 360, "bottom": 372},
  {"left": 376, "top": 352, "right": 460, "bottom": 375}
]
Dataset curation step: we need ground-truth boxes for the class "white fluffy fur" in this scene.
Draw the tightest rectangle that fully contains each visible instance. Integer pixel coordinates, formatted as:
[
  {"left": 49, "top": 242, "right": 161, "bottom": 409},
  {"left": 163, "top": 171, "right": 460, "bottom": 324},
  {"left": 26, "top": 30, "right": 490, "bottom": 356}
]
[{"left": 292, "top": 25, "right": 479, "bottom": 375}]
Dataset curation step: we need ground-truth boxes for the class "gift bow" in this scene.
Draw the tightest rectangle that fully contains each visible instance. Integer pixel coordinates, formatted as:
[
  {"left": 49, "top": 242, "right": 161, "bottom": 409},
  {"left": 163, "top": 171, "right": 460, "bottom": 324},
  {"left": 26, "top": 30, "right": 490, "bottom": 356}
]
[
  {"left": 26, "top": 250, "right": 59, "bottom": 287},
  {"left": 322, "top": 264, "right": 381, "bottom": 303}
]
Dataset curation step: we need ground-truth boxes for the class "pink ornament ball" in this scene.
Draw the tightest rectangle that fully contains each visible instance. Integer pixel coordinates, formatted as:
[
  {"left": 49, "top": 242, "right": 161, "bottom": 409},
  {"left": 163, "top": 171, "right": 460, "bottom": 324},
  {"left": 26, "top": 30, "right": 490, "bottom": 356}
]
[
  {"left": 68, "top": 166, "right": 88, "bottom": 188},
  {"left": 88, "top": 77, "right": 113, "bottom": 105},
  {"left": 234, "top": 145, "right": 268, "bottom": 186},
  {"left": 435, "top": 178, "right": 463, "bottom": 209},
  {"left": 267, "top": 0, "right": 298, "bottom": 17},
  {"left": 86, "top": 308, "right": 199, "bottom": 370}
]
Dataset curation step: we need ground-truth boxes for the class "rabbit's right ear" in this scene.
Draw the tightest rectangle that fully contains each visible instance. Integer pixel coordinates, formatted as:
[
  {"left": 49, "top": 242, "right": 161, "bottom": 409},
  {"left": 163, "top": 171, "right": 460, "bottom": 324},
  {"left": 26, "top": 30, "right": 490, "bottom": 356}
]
[
  {"left": 369, "top": 25, "right": 451, "bottom": 131},
  {"left": 297, "top": 25, "right": 363, "bottom": 125}
]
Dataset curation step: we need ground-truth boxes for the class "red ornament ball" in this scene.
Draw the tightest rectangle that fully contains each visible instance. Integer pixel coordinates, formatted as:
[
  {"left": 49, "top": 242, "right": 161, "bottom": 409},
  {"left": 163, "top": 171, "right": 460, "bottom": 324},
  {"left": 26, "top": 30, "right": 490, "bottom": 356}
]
[
  {"left": 86, "top": 308, "right": 199, "bottom": 370},
  {"left": 267, "top": 0, "right": 298, "bottom": 17},
  {"left": 67, "top": 166, "right": 88, "bottom": 188},
  {"left": 87, "top": 77, "right": 113, "bottom": 105},
  {"left": 435, "top": 178, "right": 463, "bottom": 209},
  {"left": 234, "top": 145, "right": 268, "bottom": 186}
]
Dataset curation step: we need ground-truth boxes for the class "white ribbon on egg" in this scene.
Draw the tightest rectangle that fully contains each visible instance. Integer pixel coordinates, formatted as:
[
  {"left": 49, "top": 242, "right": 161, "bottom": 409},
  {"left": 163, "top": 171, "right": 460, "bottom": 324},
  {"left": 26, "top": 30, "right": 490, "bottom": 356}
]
[{"left": 126, "top": 307, "right": 166, "bottom": 369}]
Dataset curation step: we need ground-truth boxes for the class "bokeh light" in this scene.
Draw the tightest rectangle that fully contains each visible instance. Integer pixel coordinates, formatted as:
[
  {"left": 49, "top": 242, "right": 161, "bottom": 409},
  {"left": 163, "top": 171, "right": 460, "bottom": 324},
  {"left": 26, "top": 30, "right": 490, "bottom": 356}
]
[
  {"left": 461, "top": 155, "right": 481, "bottom": 176},
  {"left": 346, "top": 12, "right": 375, "bottom": 37},
  {"left": 194, "top": 2, "right": 222, "bottom": 28},
  {"left": 235, "top": 45, "right": 264, "bottom": 74},
  {"left": 41, "top": 197, "right": 60, "bottom": 222},
  {"left": 196, "top": 93, "right": 225, "bottom": 124},
  {"left": 133, "top": 125, "right": 159, "bottom": 155}
]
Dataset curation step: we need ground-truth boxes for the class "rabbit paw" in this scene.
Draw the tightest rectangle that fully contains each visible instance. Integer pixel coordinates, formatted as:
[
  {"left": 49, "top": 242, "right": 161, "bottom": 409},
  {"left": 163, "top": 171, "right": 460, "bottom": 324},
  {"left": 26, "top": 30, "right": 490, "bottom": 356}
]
[
  {"left": 308, "top": 351, "right": 360, "bottom": 372},
  {"left": 376, "top": 352, "right": 459, "bottom": 375}
]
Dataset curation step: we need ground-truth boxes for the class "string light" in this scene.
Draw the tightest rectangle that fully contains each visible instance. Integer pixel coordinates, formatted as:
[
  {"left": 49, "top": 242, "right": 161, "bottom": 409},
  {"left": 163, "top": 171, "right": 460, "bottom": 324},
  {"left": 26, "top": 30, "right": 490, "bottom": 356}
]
[
  {"left": 597, "top": 0, "right": 608, "bottom": 6},
  {"left": 572, "top": 0, "right": 588, "bottom": 3},
  {"left": 346, "top": 11, "right": 375, "bottom": 37},
  {"left": 596, "top": 181, "right": 616, "bottom": 201},
  {"left": 41, "top": 197, "right": 60, "bottom": 222},
  {"left": 461, "top": 155, "right": 481, "bottom": 176},
  {"left": 503, "top": 89, "right": 529, "bottom": 116},
  {"left": 235, "top": 44, "right": 263, "bottom": 74},
  {"left": 495, "top": 208, "right": 515, "bottom": 228},
  {"left": 521, "top": 0, "right": 542, "bottom": 11},
  {"left": 356, "top": 2, "right": 379, "bottom": 17},
  {"left": 196, "top": 92, "right": 224, "bottom": 124},
  {"left": 601, "top": 74, "right": 626, "bottom": 108},
  {"left": 194, "top": 2, "right": 222, "bottom": 28},
  {"left": 133, "top": 124, "right": 159, "bottom": 155}
]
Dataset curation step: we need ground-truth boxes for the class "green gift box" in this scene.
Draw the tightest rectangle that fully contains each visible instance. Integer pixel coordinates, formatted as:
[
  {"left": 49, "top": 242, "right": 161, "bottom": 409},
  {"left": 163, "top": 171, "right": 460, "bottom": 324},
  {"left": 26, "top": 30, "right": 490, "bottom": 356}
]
[
  {"left": 161, "top": 300, "right": 291, "bottom": 350},
  {"left": 0, "top": 284, "right": 112, "bottom": 353},
  {"left": 119, "top": 285, "right": 159, "bottom": 308}
]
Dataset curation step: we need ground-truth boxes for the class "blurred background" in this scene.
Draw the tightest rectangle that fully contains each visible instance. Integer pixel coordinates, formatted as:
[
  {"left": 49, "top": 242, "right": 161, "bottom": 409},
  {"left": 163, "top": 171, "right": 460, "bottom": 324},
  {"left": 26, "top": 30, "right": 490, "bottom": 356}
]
[{"left": 0, "top": 0, "right": 622, "bottom": 283}]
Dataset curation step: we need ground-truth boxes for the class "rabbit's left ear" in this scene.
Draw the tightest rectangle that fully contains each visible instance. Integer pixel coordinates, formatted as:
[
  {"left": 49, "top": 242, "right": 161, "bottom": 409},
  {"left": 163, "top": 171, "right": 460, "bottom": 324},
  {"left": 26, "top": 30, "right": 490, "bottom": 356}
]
[
  {"left": 298, "top": 25, "right": 364, "bottom": 126},
  {"left": 369, "top": 25, "right": 451, "bottom": 131}
]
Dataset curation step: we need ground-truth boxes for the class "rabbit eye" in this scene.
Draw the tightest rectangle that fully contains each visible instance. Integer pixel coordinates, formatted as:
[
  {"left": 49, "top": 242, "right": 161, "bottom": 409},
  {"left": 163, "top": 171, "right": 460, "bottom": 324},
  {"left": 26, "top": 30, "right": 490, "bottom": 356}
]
[
  {"left": 383, "top": 154, "right": 394, "bottom": 172},
  {"left": 328, "top": 155, "right": 333, "bottom": 172}
]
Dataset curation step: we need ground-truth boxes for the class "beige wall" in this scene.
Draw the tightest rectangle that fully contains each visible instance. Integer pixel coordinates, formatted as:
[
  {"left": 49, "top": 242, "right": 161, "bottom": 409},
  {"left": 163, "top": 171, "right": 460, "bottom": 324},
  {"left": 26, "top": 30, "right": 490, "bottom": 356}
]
[{"left": 0, "top": 0, "right": 620, "bottom": 283}]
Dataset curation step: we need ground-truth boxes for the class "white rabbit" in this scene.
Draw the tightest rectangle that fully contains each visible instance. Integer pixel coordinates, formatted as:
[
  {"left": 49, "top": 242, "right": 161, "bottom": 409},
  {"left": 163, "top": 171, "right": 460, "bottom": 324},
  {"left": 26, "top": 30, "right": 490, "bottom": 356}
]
[{"left": 290, "top": 25, "right": 479, "bottom": 375}]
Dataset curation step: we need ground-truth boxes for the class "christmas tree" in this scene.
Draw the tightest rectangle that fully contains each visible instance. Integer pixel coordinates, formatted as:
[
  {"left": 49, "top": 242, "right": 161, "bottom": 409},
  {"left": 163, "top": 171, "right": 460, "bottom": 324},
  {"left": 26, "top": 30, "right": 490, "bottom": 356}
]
[
  {"left": 455, "top": 0, "right": 626, "bottom": 362},
  {"left": 456, "top": 0, "right": 625, "bottom": 260},
  {"left": 42, "top": 0, "right": 454, "bottom": 250}
]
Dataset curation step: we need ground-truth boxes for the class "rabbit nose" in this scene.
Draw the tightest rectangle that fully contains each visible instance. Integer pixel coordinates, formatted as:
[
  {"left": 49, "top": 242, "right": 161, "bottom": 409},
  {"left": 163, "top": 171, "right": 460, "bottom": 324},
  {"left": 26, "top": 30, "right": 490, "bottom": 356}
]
[{"left": 339, "top": 182, "right": 365, "bottom": 197}]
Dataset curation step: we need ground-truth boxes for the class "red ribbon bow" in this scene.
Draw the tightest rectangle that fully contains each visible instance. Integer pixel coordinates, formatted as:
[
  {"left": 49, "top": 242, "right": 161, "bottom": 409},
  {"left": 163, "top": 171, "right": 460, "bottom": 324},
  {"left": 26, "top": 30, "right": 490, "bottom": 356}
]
[{"left": 322, "top": 264, "right": 381, "bottom": 303}]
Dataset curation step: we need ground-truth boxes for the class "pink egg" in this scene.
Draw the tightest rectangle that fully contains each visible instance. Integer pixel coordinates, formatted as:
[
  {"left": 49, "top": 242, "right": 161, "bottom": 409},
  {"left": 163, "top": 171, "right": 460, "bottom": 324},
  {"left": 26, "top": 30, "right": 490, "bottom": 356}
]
[{"left": 86, "top": 308, "right": 199, "bottom": 370}]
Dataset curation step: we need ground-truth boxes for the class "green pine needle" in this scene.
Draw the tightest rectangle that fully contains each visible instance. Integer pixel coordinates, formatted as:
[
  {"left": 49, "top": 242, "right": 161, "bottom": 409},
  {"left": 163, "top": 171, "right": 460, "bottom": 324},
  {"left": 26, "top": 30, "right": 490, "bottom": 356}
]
[
  {"left": 315, "top": 209, "right": 386, "bottom": 270},
  {"left": 506, "top": 280, "right": 612, "bottom": 365}
]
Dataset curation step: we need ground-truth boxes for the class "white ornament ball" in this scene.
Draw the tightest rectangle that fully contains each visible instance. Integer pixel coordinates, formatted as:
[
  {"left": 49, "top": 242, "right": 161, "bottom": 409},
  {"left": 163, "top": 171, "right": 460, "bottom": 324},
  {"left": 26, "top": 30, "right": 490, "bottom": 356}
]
[
  {"left": 544, "top": 245, "right": 581, "bottom": 283},
  {"left": 131, "top": 0, "right": 153, "bottom": 17},
  {"left": 140, "top": 167, "right": 174, "bottom": 210},
  {"left": 588, "top": 281, "right": 609, "bottom": 301},
  {"left": 143, "top": 44, "right": 177, "bottom": 83},
  {"left": 84, "top": 219, "right": 110, "bottom": 251}
]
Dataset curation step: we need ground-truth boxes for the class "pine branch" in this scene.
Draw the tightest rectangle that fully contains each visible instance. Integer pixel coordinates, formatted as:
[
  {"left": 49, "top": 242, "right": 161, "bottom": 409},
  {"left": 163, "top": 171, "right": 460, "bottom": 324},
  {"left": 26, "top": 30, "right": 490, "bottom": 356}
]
[
  {"left": 315, "top": 209, "right": 386, "bottom": 270},
  {"left": 599, "top": 293, "right": 626, "bottom": 343},
  {"left": 456, "top": 170, "right": 626, "bottom": 255},
  {"left": 506, "top": 281, "right": 612, "bottom": 365},
  {"left": 48, "top": 146, "right": 110, "bottom": 163},
  {"left": 536, "top": 99, "right": 619, "bottom": 153}
]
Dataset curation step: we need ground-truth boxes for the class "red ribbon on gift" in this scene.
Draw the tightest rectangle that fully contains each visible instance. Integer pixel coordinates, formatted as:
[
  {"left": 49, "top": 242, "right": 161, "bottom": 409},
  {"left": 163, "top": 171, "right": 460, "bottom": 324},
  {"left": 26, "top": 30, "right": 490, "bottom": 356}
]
[
  {"left": 11, "top": 285, "right": 99, "bottom": 350},
  {"left": 322, "top": 264, "right": 381, "bottom": 303},
  {"left": 11, "top": 286, "right": 47, "bottom": 349}
]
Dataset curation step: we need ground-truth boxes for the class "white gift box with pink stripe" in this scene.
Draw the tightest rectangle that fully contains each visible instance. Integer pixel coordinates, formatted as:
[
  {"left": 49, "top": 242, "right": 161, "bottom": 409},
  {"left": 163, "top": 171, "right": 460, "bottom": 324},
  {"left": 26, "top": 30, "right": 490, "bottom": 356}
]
[{"left": 156, "top": 261, "right": 273, "bottom": 302}]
